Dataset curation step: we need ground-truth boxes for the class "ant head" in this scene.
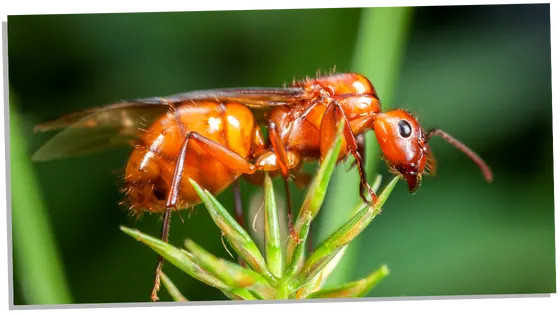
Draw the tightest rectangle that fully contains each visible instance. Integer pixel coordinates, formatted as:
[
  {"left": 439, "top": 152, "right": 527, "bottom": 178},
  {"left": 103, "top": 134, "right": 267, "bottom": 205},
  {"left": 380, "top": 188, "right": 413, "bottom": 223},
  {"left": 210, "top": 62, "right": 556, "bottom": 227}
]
[
  {"left": 373, "top": 109, "right": 429, "bottom": 193},
  {"left": 372, "top": 109, "right": 493, "bottom": 193}
]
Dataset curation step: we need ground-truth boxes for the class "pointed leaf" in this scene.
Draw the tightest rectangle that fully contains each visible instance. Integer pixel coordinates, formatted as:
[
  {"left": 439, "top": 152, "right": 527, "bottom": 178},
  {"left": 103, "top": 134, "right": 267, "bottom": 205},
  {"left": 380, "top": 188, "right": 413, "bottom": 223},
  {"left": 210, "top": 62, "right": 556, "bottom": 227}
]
[
  {"left": 225, "top": 288, "right": 258, "bottom": 300},
  {"left": 263, "top": 173, "right": 283, "bottom": 277},
  {"left": 160, "top": 272, "right": 188, "bottom": 302},
  {"left": 248, "top": 290, "right": 266, "bottom": 300},
  {"left": 294, "top": 267, "right": 324, "bottom": 299},
  {"left": 189, "top": 179, "right": 278, "bottom": 285},
  {"left": 184, "top": 239, "right": 269, "bottom": 289},
  {"left": 292, "top": 176, "right": 399, "bottom": 288},
  {"left": 247, "top": 281, "right": 276, "bottom": 300},
  {"left": 120, "top": 226, "right": 230, "bottom": 291},
  {"left": 282, "top": 221, "right": 312, "bottom": 283},
  {"left": 307, "top": 265, "right": 390, "bottom": 299}
]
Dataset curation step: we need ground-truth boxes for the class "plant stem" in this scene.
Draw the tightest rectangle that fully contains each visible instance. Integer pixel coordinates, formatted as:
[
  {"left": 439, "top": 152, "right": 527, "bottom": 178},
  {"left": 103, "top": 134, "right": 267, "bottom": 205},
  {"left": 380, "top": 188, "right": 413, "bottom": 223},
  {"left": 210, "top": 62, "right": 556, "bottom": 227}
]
[{"left": 275, "top": 280, "right": 291, "bottom": 300}]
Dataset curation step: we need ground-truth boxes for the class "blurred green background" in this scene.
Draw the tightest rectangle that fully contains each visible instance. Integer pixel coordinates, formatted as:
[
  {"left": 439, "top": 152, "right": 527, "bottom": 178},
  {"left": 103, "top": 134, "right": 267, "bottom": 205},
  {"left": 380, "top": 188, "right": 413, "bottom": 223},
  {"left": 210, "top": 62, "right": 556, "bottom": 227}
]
[{"left": 8, "top": 3, "right": 554, "bottom": 305}]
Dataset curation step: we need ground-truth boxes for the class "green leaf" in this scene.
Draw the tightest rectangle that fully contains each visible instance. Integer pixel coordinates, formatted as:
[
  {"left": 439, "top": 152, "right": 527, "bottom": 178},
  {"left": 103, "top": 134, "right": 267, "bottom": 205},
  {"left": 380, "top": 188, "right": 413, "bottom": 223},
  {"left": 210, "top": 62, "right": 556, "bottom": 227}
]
[
  {"left": 184, "top": 239, "right": 269, "bottom": 289},
  {"left": 160, "top": 272, "right": 188, "bottom": 302},
  {"left": 292, "top": 176, "right": 399, "bottom": 289},
  {"left": 263, "top": 173, "right": 283, "bottom": 278},
  {"left": 221, "top": 288, "right": 258, "bottom": 300},
  {"left": 120, "top": 226, "right": 230, "bottom": 291},
  {"left": 294, "top": 272, "right": 323, "bottom": 299},
  {"left": 188, "top": 179, "right": 278, "bottom": 286},
  {"left": 307, "top": 265, "right": 390, "bottom": 299},
  {"left": 284, "top": 121, "right": 345, "bottom": 280}
]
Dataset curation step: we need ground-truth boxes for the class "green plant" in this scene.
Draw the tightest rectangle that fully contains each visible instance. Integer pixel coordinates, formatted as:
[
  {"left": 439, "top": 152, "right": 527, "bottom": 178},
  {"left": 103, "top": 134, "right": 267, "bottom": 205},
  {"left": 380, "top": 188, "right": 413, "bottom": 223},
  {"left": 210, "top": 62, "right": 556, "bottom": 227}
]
[{"left": 121, "top": 124, "right": 399, "bottom": 301}]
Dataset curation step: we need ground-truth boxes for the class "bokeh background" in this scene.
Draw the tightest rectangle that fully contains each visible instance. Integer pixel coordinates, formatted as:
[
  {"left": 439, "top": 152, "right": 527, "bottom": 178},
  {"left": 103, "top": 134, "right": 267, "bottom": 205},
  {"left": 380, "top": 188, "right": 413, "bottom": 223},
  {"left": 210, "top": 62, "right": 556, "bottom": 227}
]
[{"left": 8, "top": 3, "right": 555, "bottom": 305}]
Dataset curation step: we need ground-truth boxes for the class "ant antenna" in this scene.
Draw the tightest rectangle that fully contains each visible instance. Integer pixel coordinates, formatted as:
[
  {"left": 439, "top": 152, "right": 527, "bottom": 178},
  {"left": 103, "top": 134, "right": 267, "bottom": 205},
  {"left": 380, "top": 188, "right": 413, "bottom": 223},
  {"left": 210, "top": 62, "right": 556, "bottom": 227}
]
[{"left": 426, "top": 128, "right": 493, "bottom": 183}]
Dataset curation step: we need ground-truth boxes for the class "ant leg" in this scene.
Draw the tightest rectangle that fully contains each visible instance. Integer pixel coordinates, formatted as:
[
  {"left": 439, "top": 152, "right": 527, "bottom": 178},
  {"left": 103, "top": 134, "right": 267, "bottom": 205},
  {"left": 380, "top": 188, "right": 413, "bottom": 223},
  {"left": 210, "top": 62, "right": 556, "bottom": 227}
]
[
  {"left": 232, "top": 180, "right": 246, "bottom": 266},
  {"left": 267, "top": 121, "right": 300, "bottom": 244},
  {"left": 320, "top": 101, "right": 377, "bottom": 203},
  {"left": 244, "top": 125, "right": 274, "bottom": 186},
  {"left": 295, "top": 99, "right": 320, "bottom": 121},
  {"left": 151, "top": 208, "right": 172, "bottom": 302},
  {"left": 355, "top": 133, "right": 370, "bottom": 203},
  {"left": 292, "top": 167, "right": 312, "bottom": 189},
  {"left": 150, "top": 132, "right": 257, "bottom": 302},
  {"left": 232, "top": 180, "right": 244, "bottom": 230},
  {"left": 290, "top": 166, "right": 314, "bottom": 254},
  {"left": 242, "top": 172, "right": 265, "bottom": 186},
  {"left": 150, "top": 130, "right": 192, "bottom": 302},
  {"left": 348, "top": 133, "right": 369, "bottom": 202}
]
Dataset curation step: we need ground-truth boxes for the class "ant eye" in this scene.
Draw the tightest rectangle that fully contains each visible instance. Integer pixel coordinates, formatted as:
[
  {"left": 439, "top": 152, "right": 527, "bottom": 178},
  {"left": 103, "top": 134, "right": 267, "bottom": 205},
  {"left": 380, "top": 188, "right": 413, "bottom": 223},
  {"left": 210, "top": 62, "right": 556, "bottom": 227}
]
[{"left": 398, "top": 120, "right": 412, "bottom": 138}]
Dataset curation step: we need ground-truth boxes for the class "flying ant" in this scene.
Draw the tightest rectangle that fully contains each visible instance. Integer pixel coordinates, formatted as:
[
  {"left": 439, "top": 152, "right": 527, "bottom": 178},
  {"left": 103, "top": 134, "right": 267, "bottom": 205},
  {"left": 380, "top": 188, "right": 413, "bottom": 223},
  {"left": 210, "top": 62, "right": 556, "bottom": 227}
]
[{"left": 33, "top": 71, "right": 493, "bottom": 301}]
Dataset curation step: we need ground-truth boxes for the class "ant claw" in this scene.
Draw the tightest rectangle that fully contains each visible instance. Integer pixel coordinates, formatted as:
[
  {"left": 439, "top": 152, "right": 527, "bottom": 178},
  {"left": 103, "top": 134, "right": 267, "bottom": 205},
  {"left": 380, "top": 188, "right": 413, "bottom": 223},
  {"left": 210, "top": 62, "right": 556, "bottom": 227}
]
[
  {"left": 369, "top": 191, "right": 378, "bottom": 204},
  {"left": 289, "top": 220, "right": 302, "bottom": 244},
  {"left": 289, "top": 227, "right": 302, "bottom": 244}
]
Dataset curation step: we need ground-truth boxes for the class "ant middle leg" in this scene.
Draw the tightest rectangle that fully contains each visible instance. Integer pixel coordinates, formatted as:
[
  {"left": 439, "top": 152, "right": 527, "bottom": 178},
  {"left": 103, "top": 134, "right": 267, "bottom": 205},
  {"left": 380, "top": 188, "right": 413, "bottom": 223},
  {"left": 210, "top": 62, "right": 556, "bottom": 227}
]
[
  {"left": 252, "top": 122, "right": 305, "bottom": 245},
  {"left": 267, "top": 121, "right": 299, "bottom": 244}
]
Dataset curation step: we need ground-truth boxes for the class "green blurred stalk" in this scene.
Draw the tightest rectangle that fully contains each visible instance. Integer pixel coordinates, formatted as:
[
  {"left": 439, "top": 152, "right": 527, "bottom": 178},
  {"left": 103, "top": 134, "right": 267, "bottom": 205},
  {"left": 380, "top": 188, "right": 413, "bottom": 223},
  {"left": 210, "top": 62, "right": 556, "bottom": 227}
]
[
  {"left": 319, "top": 6, "right": 413, "bottom": 286},
  {"left": 10, "top": 92, "right": 73, "bottom": 304},
  {"left": 354, "top": 6, "right": 413, "bottom": 180}
]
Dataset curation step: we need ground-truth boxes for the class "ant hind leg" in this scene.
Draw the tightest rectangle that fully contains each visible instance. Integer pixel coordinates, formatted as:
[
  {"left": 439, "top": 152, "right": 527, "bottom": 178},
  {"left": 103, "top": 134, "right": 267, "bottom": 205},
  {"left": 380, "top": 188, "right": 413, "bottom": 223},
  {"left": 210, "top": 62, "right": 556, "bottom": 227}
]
[{"left": 150, "top": 131, "right": 257, "bottom": 302}]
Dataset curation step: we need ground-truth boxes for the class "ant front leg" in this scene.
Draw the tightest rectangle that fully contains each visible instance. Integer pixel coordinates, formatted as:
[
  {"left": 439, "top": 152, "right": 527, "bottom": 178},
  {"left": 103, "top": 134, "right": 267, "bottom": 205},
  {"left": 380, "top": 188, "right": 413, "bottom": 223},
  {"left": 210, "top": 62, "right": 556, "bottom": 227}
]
[
  {"left": 354, "top": 133, "right": 370, "bottom": 203},
  {"left": 150, "top": 131, "right": 256, "bottom": 302},
  {"left": 319, "top": 101, "right": 377, "bottom": 204}
]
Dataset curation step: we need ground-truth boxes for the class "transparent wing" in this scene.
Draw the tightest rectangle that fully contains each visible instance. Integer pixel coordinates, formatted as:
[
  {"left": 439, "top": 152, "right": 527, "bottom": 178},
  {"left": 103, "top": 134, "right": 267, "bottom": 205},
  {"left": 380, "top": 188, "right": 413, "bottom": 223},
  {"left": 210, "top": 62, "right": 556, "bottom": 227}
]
[
  {"left": 32, "top": 86, "right": 306, "bottom": 161},
  {"left": 32, "top": 102, "right": 170, "bottom": 161},
  {"left": 156, "top": 86, "right": 305, "bottom": 107}
]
